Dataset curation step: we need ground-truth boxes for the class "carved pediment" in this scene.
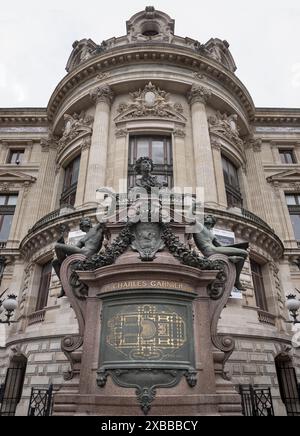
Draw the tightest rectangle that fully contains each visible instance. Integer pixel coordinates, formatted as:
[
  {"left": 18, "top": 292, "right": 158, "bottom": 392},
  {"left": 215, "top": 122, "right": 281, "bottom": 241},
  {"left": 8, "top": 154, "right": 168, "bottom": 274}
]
[
  {"left": 208, "top": 111, "right": 243, "bottom": 148},
  {"left": 0, "top": 171, "right": 36, "bottom": 183},
  {"left": 267, "top": 169, "right": 300, "bottom": 185},
  {"left": 115, "top": 82, "right": 186, "bottom": 124},
  {"left": 58, "top": 112, "right": 93, "bottom": 153}
]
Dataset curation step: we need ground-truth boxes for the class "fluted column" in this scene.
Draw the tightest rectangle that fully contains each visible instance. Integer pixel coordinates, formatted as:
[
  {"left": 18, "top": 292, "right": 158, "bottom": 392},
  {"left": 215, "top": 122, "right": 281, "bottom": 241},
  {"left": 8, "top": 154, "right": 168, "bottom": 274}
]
[
  {"left": 187, "top": 85, "right": 218, "bottom": 205},
  {"left": 36, "top": 137, "right": 58, "bottom": 220},
  {"left": 85, "top": 85, "right": 114, "bottom": 204},
  {"left": 112, "top": 129, "right": 128, "bottom": 192},
  {"left": 75, "top": 137, "right": 91, "bottom": 207},
  {"left": 211, "top": 139, "right": 227, "bottom": 208},
  {"left": 245, "top": 138, "right": 274, "bottom": 227},
  {"left": 173, "top": 128, "right": 187, "bottom": 188}
]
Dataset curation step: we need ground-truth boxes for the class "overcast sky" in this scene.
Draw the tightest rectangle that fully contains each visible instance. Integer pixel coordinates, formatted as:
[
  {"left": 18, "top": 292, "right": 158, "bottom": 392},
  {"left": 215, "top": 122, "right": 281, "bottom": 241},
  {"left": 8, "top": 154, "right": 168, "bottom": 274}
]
[{"left": 0, "top": 0, "right": 299, "bottom": 109}]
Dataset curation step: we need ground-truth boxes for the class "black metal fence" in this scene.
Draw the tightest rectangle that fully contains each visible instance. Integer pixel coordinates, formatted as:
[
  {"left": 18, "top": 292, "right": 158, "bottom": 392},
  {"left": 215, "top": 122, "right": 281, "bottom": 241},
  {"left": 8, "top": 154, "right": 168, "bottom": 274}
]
[
  {"left": 27, "top": 385, "right": 53, "bottom": 416},
  {"left": 239, "top": 385, "right": 275, "bottom": 416}
]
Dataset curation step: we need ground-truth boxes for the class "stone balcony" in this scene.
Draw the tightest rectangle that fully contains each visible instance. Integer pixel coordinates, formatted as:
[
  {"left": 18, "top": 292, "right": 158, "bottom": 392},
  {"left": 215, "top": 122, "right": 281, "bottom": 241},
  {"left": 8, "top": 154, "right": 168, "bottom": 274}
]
[{"left": 19, "top": 200, "right": 284, "bottom": 263}]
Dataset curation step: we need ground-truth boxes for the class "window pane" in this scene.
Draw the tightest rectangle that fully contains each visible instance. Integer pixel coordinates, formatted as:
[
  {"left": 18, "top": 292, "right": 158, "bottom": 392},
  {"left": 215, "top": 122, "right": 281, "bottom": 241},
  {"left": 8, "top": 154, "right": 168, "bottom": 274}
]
[
  {"left": 36, "top": 262, "right": 52, "bottom": 311},
  {"left": 290, "top": 214, "right": 300, "bottom": 240},
  {"left": 286, "top": 195, "right": 297, "bottom": 205},
  {"left": 8, "top": 150, "right": 24, "bottom": 164},
  {"left": 250, "top": 260, "right": 268, "bottom": 311},
  {"left": 136, "top": 139, "right": 149, "bottom": 159},
  {"left": 7, "top": 195, "right": 18, "bottom": 206},
  {"left": 0, "top": 215, "right": 13, "bottom": 241},
  {"left": 152, "top": 140, "right": 164, "bottom": 164},
  {"left": 70, "top": 156, "right": 80, "bottom": 185},
  {"left": 279, "top": 150, "right": 295, "bottom": 164},
  {"left": 0, "top": 196, "right": 6, "bottom": 206}
]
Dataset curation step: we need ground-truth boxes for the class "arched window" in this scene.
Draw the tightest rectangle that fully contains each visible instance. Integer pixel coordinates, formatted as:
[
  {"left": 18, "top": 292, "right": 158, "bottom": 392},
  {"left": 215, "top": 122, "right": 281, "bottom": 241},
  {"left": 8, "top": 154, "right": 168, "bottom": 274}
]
[
  {"left": 60, "top": 155, "right": 80, "bottom": 206},
  {"left": 128, "top": 135, "right": 173, "bottom": 188},
  {"left": 221, "top": 155, "right": 243, "bottom": 208}
]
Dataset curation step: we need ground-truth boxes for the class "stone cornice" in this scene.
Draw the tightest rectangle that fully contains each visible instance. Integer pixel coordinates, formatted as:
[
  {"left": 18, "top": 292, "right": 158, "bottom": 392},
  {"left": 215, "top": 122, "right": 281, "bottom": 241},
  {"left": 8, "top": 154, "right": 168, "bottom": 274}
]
[
  {"left": 255, "top": 108, "right": 300, "bottom": 126},
  {"left": 0, "top": 109, "right": 48, "bottom": 126},
  {"left": 46, "top": 45, "right": 256, "bottom": 124}
]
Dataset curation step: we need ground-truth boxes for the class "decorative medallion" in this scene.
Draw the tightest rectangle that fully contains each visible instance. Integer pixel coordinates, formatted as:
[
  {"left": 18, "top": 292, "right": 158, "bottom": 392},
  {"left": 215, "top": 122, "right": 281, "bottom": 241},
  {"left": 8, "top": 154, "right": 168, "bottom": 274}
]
[{"left": 131, "top": 222, "right": 165, "bottom": 261}]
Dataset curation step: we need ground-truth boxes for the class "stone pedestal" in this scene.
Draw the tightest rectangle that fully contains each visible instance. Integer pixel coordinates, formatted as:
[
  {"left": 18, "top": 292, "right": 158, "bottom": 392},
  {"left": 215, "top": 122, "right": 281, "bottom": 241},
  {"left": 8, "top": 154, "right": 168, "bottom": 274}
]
[{"left": 52, "top": 245, "right": 242, "bottom": 416}]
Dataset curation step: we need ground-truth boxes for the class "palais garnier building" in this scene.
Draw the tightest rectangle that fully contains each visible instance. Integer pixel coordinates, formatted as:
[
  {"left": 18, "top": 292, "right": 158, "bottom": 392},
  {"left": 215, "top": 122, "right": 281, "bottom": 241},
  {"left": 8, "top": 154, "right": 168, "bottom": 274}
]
[{"left": 0, "top": 7, "right": 299, "bottom": 417}]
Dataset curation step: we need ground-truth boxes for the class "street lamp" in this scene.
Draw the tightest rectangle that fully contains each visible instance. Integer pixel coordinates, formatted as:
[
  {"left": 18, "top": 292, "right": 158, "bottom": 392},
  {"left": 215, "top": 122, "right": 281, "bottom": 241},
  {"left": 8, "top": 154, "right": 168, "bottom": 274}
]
[
  {"left": 285, "top": 290, "right": 300, "bottom": 325},
  {"left": 0, "top": 289, "right": 18, "bottom": 325}
]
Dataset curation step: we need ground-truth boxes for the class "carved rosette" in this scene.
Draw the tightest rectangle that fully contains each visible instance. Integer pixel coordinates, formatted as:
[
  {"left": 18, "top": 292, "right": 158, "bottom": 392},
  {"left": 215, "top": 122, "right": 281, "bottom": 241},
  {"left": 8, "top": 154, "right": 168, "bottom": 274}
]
[
  {"left": 90, "top": 85, "right": 114, "bottom": 106},
  {"left": 187, "top": 84, "right": 211, "bottom": 105}
]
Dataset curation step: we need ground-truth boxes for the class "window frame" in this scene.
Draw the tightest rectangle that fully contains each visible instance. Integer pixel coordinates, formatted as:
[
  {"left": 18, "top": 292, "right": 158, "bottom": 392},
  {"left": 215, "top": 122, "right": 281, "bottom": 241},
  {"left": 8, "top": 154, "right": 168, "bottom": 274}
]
[
  {"left": 0, "top": 194, "right": 18, "bottom": 242},
  {"left": 128, "top": 135, "right": 173, "bottom": 188},
  {"left": 7, "top": 149, "right": 25, "bottom": 165},
  {"left": 221, "top": 155, "right": 243, "bottom": 208},
  {"left": 278, "top": 149, "right": 296, "bottom": 164},
  {"left": 286, "top": 193, "right": 300, "bottom": 241},
  {"left": 35, "top": 261, "right": 52, "bottom": 312},
  {"left": 60, "top": 155, "right": 81, "bottom": 207},
  {"left": 250, "top": 259, "right": 268, "bottom": 312}
]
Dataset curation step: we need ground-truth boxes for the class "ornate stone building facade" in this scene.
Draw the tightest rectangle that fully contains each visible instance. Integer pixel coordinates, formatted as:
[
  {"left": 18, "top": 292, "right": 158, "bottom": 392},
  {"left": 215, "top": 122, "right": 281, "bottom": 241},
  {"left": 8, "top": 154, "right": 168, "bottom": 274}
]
[{"left": 0, "top": 7, "right": 299, "bottom": 416}]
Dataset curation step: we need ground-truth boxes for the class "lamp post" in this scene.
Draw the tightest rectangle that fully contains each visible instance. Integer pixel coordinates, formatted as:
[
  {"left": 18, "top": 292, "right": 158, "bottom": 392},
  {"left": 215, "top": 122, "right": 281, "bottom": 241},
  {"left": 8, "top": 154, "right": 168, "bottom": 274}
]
[
  {"left": 0, "top": 290, "right": 18, "bottom": 325},
  {"left": 285, "top": 292, "right": 300, "bottom": 325}
]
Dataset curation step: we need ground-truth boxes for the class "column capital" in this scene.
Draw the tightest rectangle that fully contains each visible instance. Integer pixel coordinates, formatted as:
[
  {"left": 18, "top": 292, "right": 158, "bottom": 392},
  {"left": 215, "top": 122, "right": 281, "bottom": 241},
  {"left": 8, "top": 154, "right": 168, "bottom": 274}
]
[
  {"left": 90, "top": 84, "right": 114, "bottom": 105},
  {"left": 187, "top": 84, "right": 211, "bottom": 105},
  {"left": 210, "top": 138, "right": 222, "bottom": 151},
  {"left": 245, "top": 137, "right": 262, "bottom": 152},
  {"left": 173, "top": 128, "right": 186, "bottom": 138}
]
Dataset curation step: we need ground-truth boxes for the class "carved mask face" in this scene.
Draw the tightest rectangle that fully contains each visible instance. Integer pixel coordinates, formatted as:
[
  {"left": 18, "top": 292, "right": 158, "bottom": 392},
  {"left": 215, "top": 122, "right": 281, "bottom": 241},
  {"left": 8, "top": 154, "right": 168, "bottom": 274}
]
[{"left": 80, "top": 221, "right": 91, "bottom": 233}]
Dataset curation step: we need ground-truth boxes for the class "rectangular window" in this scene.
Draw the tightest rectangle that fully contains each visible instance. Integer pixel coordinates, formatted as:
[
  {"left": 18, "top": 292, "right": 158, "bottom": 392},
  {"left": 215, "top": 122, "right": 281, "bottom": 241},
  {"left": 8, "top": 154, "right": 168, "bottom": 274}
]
[
  {"left": 0, "top": 194, "right": 18, "bottom": 242},
  {"left": 250, "top": 260, "right": 268, "bottom": 311},
  {"left": 279, "top": 149, "right": 296, "bottom": 164},
  {"left": 221, "top": 155, "right": 243, "bottom": 208},
  {"left": 286, "top": 194, "right": 300, "bottom": 240},
  {"left": 60, "top": 155, "right": 81, "bottom": 207},
  {"left": 35, "top": 262, "right": 52, "bottom": 311},
  {"left": 7, "top": 149, "right": 25, "bottom": 165},
  {"left": 128, "top": 136, "right": 173, "bottom": 188}
]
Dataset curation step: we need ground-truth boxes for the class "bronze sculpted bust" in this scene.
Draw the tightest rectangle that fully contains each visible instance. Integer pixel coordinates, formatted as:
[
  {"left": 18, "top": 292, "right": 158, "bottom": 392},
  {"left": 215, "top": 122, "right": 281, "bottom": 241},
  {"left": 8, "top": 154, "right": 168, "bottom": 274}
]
[
  {"left": 134, "top": 157, "right": 167, "bottom": 191},
  {"left": 52, "top": 218, "right": 105, "bottom": 297},
  {"left": 192, "top": 214, "right": 248, "bottom": 290}
]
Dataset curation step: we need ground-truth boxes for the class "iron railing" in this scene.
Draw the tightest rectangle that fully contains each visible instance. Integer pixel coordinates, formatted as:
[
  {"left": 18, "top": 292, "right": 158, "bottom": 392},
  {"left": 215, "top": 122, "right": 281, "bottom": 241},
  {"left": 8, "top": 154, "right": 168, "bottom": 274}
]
[
  {"left": 239, "top": 385, "right": 275, "bottom": 416},
  {"left": 27, "top": 384, "right": 53, "bottom": 416}
]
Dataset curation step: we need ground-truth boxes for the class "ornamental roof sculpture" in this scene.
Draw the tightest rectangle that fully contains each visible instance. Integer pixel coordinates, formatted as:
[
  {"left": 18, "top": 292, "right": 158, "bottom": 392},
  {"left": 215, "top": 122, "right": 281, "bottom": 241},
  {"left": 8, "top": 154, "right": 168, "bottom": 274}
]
[{"left": 65, "top": 7, "right": 236, "bottom": 73}]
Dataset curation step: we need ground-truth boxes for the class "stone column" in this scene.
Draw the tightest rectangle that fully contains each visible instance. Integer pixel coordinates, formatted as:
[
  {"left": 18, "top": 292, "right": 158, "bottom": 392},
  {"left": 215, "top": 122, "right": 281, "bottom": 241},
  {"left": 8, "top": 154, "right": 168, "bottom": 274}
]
[
  {"left": 50, "top": 164, "right": 64, "bottom": 211},
  {"left": 74, "top": 137, "right": 91, "bottom": 207},
  {"left": 113, "top": 129, "right": 128, "bottom": 192},
  {"left": 211, "top": 139, "right": 227, "bottom": 208},
  {"left": 187, "top": 85, "right": 218, "bottom": 206},
  {"left": 244, "top": 138, "right": 274, "bottom": 227},
  {"left": 36, "top": 137, "right": 58, "bottom": 220},
  {"left": 172, "top": 128, "right": 187, "bottom": 188},
  {"left": 85, "top": 85, "right": 114, "bottom": 205}
]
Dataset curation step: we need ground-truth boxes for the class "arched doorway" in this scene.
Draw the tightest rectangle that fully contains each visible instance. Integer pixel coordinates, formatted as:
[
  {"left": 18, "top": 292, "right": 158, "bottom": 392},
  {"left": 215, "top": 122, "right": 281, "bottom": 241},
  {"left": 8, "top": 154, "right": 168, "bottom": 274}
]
[
  {"left": 0, "top": 354, "right": 27, "bottom": 416},
  {"left": 275, "top": 354, "right": 300, "bottom": 416}
]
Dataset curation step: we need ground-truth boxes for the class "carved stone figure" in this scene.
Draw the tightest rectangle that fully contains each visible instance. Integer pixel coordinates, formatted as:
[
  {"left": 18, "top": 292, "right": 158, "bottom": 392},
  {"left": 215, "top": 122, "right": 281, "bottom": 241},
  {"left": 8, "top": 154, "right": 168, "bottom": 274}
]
[
  {"left": 192, "top": 213, "right": 248, "bottom": 290},
  {"left": 134, "top": 157, "right": 167, "bottom": 192},
  {"left": 208, "top": 111, "right": 243, "bottom": 147},
  {"left": 131, "top": 222, "right": 165, "bottom": 261},
  {"left": 52, "top": 218, "right": 105, "bottom": 297}
]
